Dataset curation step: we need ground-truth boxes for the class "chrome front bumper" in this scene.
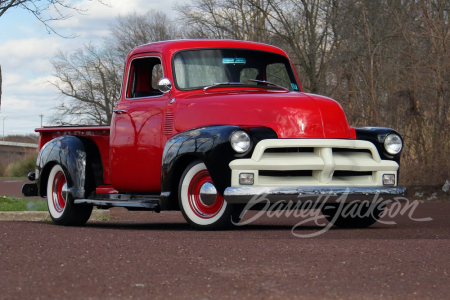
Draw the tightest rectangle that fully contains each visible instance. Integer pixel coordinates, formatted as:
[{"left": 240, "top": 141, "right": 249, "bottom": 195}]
[{"left": 223, "top": 186, "right": 407, "bottom": 204}]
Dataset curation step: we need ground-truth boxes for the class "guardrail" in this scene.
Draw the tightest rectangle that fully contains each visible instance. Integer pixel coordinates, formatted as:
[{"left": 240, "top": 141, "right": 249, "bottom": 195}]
[{"left": 0, "top": 141, "right": 38, "bottom": 148}]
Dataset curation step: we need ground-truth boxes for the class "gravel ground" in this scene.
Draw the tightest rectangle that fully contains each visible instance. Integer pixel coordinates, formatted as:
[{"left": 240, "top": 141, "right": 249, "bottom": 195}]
[{"left": 0, "top": 203, "right": 449, "bottom": 300}]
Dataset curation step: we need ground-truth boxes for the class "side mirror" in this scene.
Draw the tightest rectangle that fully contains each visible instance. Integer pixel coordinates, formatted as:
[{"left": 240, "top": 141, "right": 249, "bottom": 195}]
[{"left": 157, "top": 78, "right": 172, "bottom": 93}]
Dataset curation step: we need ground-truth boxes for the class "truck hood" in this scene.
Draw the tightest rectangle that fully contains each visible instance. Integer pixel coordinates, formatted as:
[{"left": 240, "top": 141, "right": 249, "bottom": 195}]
[{"left": 174, "top": 90, "right": 353, "bottom": 139}]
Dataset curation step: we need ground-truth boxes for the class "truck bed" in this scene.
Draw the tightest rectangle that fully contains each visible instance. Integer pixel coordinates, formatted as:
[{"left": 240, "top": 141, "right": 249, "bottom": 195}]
[{"left": 36, "top": 126, "right": 111, "bottom": 184}]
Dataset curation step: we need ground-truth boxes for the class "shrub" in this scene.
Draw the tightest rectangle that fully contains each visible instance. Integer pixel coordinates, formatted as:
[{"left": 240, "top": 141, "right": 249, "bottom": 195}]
[
  {"left": 0, "top": 162, "right": 6, "bottom": 177},
  {"left": 7, "top": 155, "right": 37, "bottom": 177}
]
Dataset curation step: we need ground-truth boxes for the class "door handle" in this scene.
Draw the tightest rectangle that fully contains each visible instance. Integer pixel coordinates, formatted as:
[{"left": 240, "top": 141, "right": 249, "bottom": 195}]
[{"left": 113, "top": 109, "right": 128, "bottom": 114}]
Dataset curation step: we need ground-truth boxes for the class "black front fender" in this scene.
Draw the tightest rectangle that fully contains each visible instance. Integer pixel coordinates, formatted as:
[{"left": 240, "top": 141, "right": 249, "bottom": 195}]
[
  {"left": 355, "top": 127, "right": 402, "bottom": 163},
  {"left": 160, "top": 125, "right": 277, "bottom": 210}
]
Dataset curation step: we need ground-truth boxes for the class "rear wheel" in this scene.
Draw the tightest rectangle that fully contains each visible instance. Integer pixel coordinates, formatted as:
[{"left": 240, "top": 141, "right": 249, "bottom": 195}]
[
  {"left": 321, "top": 202, "right": 384, "bottom": 228},
  {"left": 47, "top": 164, "right": 92, "bottom": 226},
  {"left": 178, "top": 161, "right": 240, "bottom": 230}
]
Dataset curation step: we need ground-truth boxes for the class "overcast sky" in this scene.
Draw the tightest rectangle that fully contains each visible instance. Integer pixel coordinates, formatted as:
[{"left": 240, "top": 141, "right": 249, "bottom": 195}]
[{"left": 0, "top": 0, "right": 183, "bottom": 136}]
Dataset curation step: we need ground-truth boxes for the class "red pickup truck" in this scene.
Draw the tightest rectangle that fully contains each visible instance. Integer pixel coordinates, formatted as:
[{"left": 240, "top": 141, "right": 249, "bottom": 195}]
[{"left": 22, "top": 39, "right": 405, "bottom": 229}]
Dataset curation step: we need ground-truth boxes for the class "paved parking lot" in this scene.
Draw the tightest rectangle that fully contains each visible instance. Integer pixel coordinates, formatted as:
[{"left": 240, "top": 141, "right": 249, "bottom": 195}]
[{"left": 0, "top": 203, "right": 449, "bottom": 300}]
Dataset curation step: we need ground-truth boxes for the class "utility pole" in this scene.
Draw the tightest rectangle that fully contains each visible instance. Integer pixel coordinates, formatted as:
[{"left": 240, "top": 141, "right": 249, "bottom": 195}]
[
  {"left": 39, "top": 114, "right": 44, "bottom": 128},
  {"left": 2, "top": 116, "right": 8, "bottom": 141}
]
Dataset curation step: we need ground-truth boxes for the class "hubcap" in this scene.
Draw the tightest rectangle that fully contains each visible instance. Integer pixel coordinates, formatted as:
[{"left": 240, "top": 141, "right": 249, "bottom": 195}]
[
  {"left": 199, "top": 182, "right": 217, "bottom": 206},
  {"left": 61, "top": 182, "right": 68, "bottom": 200}
]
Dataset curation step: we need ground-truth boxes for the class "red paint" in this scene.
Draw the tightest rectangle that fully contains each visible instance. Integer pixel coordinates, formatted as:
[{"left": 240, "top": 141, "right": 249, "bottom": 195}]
[
  {"left": 55, "top": 172, "right": 66, "bottom": 211},
  {"left": 36, "top": 39, "right": 356, "bottom": 194},
  {"left": 52, "top": 171, "right": 66, "bottom": 213},
  {"left": 349, "top": 127, "right": 357, "bottom": 139},
  {"left": 95, "top": 185, "right": 119, "bottom": 194},
  {"left": 36, "top": 127, "right": 111, "bottom": 184},
  {"left": 174, "top": 89, "right": 353, "bottom": 139}
]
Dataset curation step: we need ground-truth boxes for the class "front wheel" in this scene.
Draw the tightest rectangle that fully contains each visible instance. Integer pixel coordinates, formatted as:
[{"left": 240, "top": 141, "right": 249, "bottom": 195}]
[
  {"left": 178, "top": 161, "right": 240, "bottom": 230},
  {"left": 321, "top": 202, "right": 385, "bottom": 228},
  {"left": 47, "top": 164, "right": 92, "bottom": 226}
]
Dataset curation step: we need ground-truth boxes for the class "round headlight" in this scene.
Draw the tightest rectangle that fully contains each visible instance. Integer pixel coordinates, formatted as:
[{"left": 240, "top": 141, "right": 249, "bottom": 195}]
[
  {"left": 230, "top": 131, "right": 251, "bottom": 153},
  {"left": 384, "top": 134, "right": 403, "bottom": 155}
]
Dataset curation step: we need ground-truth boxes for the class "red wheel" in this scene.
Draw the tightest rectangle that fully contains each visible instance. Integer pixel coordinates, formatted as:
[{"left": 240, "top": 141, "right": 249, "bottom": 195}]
[
  {"left": 52, "top": 170, "right": 67, "bottom": 213},
  {"left": 179, "top": 161, "right": 240, "bottom": 229},
  {"left": 47, "top": 165, "right": 68, "bottom": 218},
  {"left": 187, "top": 169, "right": 225, "bottom": 218},
  {"left": 46, "top": 164, "right": 92, "bottom": 225}
]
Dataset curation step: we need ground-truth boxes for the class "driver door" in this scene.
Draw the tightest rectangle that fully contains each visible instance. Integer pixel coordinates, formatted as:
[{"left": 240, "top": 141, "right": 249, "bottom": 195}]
[{"left": 110, "top": 54, "right": 168, "bottom": 192}]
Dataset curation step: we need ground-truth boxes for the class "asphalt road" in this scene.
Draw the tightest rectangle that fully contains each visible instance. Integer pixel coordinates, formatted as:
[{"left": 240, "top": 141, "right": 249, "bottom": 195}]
[
  {"left": 0, "top": 203, "right": 449, "bottom": 300},
  {"left": 0, "top": 178, "right": 41, "bottom": 200}
]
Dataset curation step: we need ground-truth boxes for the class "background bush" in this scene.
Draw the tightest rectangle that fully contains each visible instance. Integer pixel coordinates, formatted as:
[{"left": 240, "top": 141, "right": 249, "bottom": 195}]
[
  {"left": 0, "top": 162, "right": 6, "bottom": 177},
  {"left": 6, "top": 155, "right": 37, "bottom": 177}
]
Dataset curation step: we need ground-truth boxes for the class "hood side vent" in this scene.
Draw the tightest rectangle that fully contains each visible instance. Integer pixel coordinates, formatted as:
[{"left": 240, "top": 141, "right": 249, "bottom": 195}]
[{"left": 164, "top": 111, "right": 174, "bottom": 136}]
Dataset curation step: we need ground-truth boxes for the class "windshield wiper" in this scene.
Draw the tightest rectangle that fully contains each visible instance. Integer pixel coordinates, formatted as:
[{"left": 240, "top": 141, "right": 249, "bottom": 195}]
[
  {"left": 248, "top": 79, "right": 290, "bottom": 92},
  {"left": 203, "top": 82, "right": 244, "bottom": 91}
]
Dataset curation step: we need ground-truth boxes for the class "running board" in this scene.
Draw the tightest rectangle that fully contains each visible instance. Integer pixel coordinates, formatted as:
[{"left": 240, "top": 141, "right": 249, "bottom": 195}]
[{"left": 74, "top": 198, "right": 160, "bottom": 210}]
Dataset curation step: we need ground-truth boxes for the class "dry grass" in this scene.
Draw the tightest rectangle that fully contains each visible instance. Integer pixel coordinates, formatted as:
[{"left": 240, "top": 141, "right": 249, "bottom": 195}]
[{"left": 2, "top": 154, "right": 37, "bottom": 178}]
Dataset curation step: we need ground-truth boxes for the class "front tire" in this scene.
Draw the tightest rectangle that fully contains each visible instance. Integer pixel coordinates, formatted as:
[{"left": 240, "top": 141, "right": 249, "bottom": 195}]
[
  {"left": 178, "top": 161, "right": 240, "bottom": 230},
  {"left": 47, "top": 164, "right": 92, "bottom": 226},
  {"left": 321, "top": 202, "right": 384, "bottom": 228}
]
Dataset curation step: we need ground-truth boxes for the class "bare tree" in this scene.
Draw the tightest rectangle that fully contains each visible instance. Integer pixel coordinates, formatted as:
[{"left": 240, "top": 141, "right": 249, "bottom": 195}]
[
  {"left": 249, "top": 0, "right": 339, "bottom": 93},
  {"left": 0, "top": 0, "right": 107, "bottom": 37},
  {"left": 51, "top": 11, "right": 179, "bottom": 125},
  {"left": 108, "top": 10, "right": 181, "bottom": 61},
  {"left": 329, "top": 0, "right": 399, "bottom": 125},
  {"left": 0, "top": 0, "right": 108, "bottom": 109},
  {"left": 50, "top": 44, "right": 121, "bottom": 125},
  {"left": 177, "top": 0, "right": 271, "bottom": 42},
  {"left": 177, "top": 0, "right": 338, "bottom": 93}
]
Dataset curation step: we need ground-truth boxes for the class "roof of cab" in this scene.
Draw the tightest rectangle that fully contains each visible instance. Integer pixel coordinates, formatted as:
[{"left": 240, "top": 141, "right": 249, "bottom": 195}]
[{"left": 127, "top": 39, "right": 288, "bottom": 59}]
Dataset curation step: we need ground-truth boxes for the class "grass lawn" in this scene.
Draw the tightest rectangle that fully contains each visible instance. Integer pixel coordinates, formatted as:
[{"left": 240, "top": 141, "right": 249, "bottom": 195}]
[{"left": 0, "top": 196, "right": 47, "bottom": 211}]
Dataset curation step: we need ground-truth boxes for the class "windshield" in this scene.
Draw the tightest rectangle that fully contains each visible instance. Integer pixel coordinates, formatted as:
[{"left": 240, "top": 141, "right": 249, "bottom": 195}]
[{"left": 173, "top": 49, "right": 300, "bottom": 91}]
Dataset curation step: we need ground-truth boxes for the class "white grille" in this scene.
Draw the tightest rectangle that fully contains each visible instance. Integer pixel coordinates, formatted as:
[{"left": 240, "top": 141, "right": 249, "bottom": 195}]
[{"left": 229, "top": 139, "right": 399, "bottom": 187}]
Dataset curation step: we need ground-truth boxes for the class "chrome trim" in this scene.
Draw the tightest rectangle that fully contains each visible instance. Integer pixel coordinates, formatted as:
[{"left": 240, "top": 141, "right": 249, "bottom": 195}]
[
  {"left": 124, "top": 55, "right": 165, "bottom": 101},
  {"left": 199, "top": 182, "right": 217, "bottom": 206},
  {"left": 382, "top": 174, "right": 396, "bottom": 186},
  {"left": 74, "top": 199, "right": 159, "bottom": 209},
  {"left": 61, "top": 182, "right": 68, "bottom": 201},
  {"left": 157, "top": 78, "right": 172, "bottom": 93},
  {"left": 113, "top": 109, "right": 128, "bottom": 114},
  {"left": 224, "top": 186, "right": 407, "bottom": 204}
]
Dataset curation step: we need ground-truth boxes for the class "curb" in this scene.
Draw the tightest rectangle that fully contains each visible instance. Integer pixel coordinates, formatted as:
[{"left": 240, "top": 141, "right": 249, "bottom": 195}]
[{"left": 0, "top": 210, "right": 110, "bottom": 221}]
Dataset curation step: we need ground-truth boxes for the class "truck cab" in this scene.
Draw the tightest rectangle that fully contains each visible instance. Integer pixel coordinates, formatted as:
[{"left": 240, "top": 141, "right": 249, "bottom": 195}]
[{"left": 23, "top": 39, "right": 406, "bottom": 229}]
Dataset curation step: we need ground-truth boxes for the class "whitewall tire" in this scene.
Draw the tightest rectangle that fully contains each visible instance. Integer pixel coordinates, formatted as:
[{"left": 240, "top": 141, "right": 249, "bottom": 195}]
[
  {"left": 178, "top": 161, "right": 240, "bottom": 230},
  {"left": 46, "top": 164, "right": 92, "bottom": 226}
]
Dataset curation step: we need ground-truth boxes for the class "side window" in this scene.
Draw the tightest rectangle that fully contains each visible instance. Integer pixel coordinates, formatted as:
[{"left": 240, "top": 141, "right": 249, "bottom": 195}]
[
  {"left": 240, "top": 68, "right": 259, "bottom": 85},
  {"left": 127, "top": 57, "right": 164, "bottom": 99},
  {"left": 151, "top": 64, "right": 163, "bottom": 90},
  {"left": 266, "top": 63, "right": 296, "bottom": 91}
]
